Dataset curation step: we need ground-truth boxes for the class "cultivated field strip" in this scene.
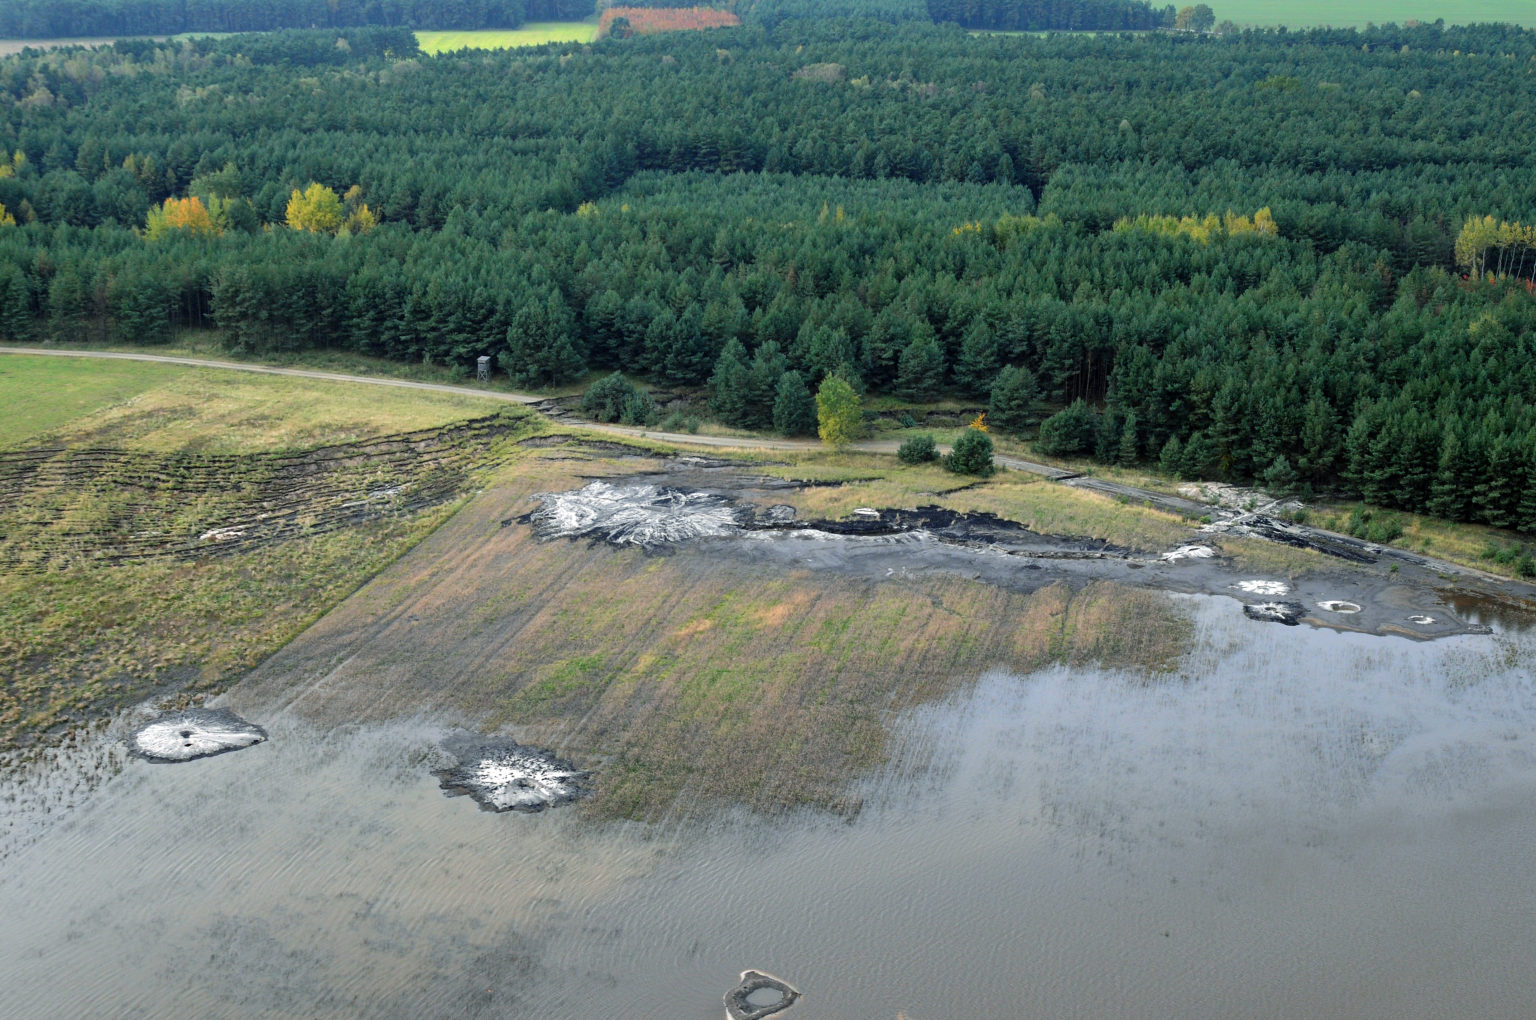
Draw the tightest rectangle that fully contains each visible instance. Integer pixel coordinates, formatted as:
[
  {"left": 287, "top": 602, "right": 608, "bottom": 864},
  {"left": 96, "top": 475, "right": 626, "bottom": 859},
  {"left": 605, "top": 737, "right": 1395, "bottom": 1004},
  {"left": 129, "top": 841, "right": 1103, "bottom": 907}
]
[{"left": 0, "top": 415, "right": 521, "bottom": 568}]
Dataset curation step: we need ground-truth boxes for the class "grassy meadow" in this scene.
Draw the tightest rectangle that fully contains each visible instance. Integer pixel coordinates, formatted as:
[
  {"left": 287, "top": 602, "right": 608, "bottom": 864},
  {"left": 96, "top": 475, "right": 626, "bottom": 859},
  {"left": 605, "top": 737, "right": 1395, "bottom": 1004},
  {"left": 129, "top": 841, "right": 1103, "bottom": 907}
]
[
  {"left": 415, "top": 23, "right": 597, "bottom": 53},
  {"left": 0, "top": 354, "right": 510, "bottom": 452},
  {"left": 1213, "top": 1, "right": 1535, "bottom": 28}
]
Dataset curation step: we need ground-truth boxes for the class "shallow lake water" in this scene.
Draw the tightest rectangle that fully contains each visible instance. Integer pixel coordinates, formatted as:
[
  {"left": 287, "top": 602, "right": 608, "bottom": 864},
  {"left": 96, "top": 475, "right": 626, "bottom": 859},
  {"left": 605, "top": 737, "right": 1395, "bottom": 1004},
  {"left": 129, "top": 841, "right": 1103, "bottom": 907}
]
[{"left": 3, "top": 596, "right": 1535, "bottom": 1018}]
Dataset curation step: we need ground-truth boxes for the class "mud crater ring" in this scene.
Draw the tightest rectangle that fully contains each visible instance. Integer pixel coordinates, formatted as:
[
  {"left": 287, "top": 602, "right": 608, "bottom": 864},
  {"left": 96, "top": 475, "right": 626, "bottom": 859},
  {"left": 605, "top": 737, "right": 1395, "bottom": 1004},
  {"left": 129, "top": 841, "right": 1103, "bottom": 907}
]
[
  {"left": 129, "top": 708, "right": 267, "bottom": 762},
  {"left": 435, "top": 736, "right": 592, "bottom": 813}
]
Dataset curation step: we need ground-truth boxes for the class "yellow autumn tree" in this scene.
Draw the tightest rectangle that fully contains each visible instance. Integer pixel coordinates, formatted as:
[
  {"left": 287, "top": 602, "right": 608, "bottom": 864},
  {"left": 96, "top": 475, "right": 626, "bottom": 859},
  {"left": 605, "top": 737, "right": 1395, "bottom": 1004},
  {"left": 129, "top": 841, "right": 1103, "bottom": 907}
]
[
  {"left": 144, "top": 195, "right": 219, "bottom": 241},
  {"left": 1455, "top": 216, "right": 1536, "bottom": 281},
  {"left": 341, "top": 201, "right": 376, "bottom": 235},
  {"left": 285, "top": 182, "right": 344, "bottom": 234},
  {"left": 0, "top": 203, "right": 14, "bottom": 227}
]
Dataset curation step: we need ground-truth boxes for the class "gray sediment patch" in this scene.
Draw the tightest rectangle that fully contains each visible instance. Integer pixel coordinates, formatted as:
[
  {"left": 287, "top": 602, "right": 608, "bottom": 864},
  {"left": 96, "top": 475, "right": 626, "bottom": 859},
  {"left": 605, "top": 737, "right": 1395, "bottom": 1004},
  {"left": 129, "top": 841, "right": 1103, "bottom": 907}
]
[
  {"left": 1242, "top": 601, "right": 1306, "bottom": 626},
  {"left": 725, "top": 969, "right": 801, "bottom": 1020},
  {"left": 528, "top": 481, "right": 749, "bottom": 548},
  {"left": 129, "top": 708, "right": 267, "bottom": 763},
  {"left": 435, "top": 736, "right": 591, "bottom": 813}
]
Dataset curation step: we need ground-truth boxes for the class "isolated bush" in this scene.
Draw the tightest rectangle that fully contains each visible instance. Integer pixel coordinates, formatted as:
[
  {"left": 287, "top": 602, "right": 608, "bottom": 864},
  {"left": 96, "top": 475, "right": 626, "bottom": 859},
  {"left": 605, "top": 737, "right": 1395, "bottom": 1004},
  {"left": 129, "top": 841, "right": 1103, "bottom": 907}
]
[
  {"left": 619, "top": 390, "right": 659, "bottom": 427},
  {"left": 659, "top": 410, "right": 699, "bottom": 433},
  {"left": 898, "top": 433, "right": 938, "bottom": 464},
  {"left": 580, "top": 371, "right": 638, "bottom": 423},
  {"left": 945, "top": 428, "right": 994, "bottom": 476},
  {"left": 1347, "top": 507, "right": 1403, "bottom": 544}
]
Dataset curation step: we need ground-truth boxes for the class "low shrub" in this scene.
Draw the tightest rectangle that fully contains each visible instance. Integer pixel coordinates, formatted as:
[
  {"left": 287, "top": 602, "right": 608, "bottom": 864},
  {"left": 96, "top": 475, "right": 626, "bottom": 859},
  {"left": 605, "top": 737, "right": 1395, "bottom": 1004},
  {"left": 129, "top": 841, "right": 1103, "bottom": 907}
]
[{"left": 898, "top": 433, "right": 938, "bottom": 464}]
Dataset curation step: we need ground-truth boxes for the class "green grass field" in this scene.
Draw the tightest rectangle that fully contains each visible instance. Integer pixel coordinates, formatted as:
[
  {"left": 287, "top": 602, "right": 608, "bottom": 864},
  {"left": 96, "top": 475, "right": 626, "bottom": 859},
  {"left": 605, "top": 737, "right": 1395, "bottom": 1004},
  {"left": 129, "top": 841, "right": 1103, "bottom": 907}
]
[
  {"left": 0, "top": 354, "right": 507, "bottom": 452},
  {"left": 0, "top": 356, "right": 190, "bottom": 448},
  {"left": 1214, "top": 1, "right": 1534, "bottom": 28},
  {"left": 415, "top": 23, "right": 597, "bottom": 54}
]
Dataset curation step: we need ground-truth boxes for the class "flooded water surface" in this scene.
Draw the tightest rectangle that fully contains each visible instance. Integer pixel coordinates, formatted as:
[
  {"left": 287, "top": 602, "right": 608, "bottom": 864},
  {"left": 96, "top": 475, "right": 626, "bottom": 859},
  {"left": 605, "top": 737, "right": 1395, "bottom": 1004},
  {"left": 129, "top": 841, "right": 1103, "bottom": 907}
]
[{"left": 3, "top": 598, "right": 1535, "bottom": 1018}]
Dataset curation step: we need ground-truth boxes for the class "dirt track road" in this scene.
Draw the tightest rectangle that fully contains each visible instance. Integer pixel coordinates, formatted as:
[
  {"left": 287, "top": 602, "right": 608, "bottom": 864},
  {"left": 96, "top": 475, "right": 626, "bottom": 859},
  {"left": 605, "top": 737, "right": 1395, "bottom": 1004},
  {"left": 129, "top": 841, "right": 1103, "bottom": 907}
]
[{"left": 1, "top": 345, "right": 1075, "bottom": 473}]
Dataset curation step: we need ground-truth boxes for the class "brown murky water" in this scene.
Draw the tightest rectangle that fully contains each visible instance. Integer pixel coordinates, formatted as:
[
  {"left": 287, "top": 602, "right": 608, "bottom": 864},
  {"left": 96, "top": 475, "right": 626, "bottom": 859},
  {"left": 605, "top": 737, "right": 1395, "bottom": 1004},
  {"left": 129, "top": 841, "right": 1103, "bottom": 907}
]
[{"left": 3, "top": 597, "right": 1535, "bottom": 1018}]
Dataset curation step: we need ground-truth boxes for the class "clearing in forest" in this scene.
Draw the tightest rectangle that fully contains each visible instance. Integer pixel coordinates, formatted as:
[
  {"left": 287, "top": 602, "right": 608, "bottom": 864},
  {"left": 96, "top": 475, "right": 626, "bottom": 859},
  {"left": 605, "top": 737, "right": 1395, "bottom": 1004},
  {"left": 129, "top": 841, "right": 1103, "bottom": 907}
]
[
  {"left": 414, "top": 23, "right": 598, "bottom": 53},
  {"left": 599, "top": 7, "right": 742, "bottom": 37}
]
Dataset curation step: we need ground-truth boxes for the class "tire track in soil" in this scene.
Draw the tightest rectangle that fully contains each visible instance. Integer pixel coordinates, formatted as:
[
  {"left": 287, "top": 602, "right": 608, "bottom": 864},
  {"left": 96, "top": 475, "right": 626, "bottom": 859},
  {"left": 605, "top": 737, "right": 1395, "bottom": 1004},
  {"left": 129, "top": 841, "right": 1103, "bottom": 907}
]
[{"left": 0, "top": 415, "right": 521, "bottom": 569}]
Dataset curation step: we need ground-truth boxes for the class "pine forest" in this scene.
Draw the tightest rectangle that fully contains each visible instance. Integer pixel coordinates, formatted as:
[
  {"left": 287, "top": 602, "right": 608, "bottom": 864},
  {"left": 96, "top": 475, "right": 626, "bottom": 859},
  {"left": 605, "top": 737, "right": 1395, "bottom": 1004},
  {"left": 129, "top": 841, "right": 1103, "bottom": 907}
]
[{"left": 1, "top": 7, "right": 1536, "bottom": 529}]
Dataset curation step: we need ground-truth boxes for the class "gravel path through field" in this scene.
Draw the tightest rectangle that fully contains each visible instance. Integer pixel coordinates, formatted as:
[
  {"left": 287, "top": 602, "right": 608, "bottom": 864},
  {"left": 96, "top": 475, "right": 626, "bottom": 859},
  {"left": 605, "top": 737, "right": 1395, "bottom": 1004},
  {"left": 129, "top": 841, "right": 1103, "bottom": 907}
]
[{"left": 1, "top": 345, "right": 1072, "bottom": 471}]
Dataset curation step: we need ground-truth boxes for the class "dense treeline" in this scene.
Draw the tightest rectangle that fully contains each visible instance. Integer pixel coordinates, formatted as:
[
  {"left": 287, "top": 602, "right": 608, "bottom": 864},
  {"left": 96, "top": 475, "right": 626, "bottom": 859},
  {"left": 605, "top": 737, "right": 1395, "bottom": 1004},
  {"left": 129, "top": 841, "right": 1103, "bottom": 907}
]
[
  {"left": 3, "top": 21, "right": 1536, "bottom": 528},
  {"left": 925, "top": 0, "right": 1172, "bottom": 32},
  {"left": 0, "top": 0, "right": 1177, "bottom": 39},
  {"left": 0, "top": 0, "right": 592, "bottom": 39}
]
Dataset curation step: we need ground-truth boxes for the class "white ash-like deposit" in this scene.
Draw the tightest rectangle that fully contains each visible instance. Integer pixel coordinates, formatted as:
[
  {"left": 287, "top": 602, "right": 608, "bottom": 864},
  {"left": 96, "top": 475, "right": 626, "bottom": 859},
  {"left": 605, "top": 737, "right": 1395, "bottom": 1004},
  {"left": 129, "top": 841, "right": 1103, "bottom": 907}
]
[
  {"left": 529, "top": 481, "right": 747, "bottom": 547},
  {"left": 1318, "top": 600, "right": 1363, "bottom": 614},
  {"left": 1162, "top": 544, "right": 1216, "bottom": 562},
  {"left": 130, "top": 708, "right": 267, "bottom": 762},
  {"left": 1237, "top": 579, "right": 1290, "bottom": 596},
  {"left": 436, "top": 739, "right": 591, "bottom": 812},
  {"left": 1408, "top": 615, "right": 1435, "bottom": 625}
]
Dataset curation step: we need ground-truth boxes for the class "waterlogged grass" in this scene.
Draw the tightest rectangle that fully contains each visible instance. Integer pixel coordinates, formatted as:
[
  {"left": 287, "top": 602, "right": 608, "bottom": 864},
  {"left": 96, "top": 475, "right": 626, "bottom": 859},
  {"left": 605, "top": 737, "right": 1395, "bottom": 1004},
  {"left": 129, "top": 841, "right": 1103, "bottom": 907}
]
[
  {"left": 416, "top": 23, "right": 597, "bottom": 53},
  {"left": 226, "top": 452, "right": 1193, "bottom": 819},
  {"left": 0, "top": 509, "right": 457, "bottom": 749}
]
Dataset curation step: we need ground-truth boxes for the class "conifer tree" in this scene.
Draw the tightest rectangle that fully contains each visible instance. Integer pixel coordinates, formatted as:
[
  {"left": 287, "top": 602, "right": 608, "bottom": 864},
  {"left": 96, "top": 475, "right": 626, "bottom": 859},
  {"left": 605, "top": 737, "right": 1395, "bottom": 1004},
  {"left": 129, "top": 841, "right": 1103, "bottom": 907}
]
[
  {"left": 772, "top": 370, "right": 817, "bottom": 436},
  {"left": 989, "top": 364, "right": 1039, "bottom": 436},
  {"left": 895, "top": 335, "right": 944, "bottom": 402},
  {"left": 708, "top": 338, "right": 751, "bottom": 426},
  {"left": 954, "top": 320, "right": 1000, "bottom": 397}
]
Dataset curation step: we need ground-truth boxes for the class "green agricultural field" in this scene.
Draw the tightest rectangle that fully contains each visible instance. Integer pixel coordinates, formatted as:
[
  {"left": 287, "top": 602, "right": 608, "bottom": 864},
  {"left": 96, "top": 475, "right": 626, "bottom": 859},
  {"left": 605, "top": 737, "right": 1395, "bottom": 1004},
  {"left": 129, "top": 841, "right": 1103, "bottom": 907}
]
[
  {"left": 1213, "top": 1, "right": 1534, "bottom": 28},
  {"left": 416, "top": 23, "right": 597, "bottom": 54}
]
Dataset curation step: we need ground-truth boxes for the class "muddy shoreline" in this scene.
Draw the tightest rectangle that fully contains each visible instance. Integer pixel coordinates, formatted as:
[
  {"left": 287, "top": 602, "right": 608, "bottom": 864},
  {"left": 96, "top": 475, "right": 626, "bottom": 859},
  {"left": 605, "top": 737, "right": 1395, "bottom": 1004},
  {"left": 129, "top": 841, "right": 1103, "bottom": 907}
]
[{"left": 529, "top": 461, "right": 1530, "bottom": 643}]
